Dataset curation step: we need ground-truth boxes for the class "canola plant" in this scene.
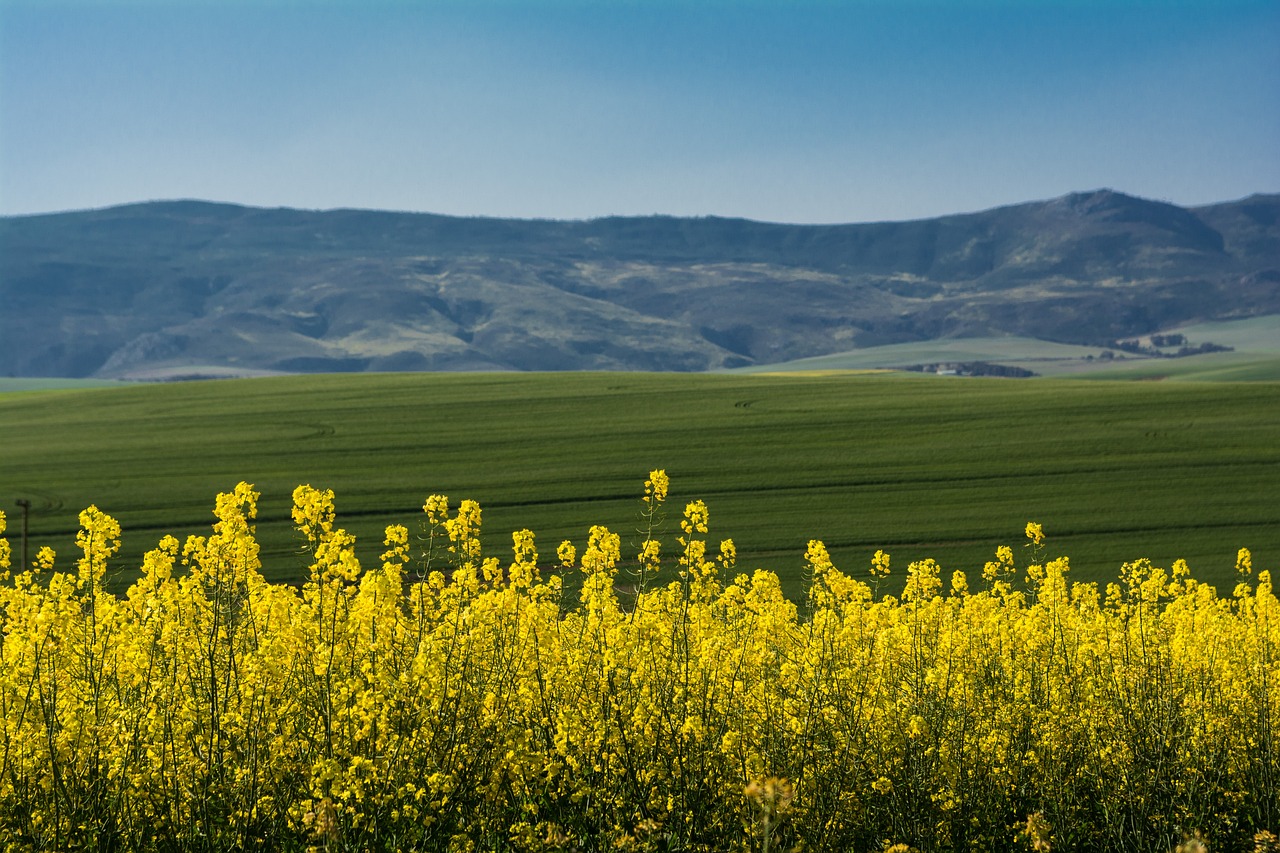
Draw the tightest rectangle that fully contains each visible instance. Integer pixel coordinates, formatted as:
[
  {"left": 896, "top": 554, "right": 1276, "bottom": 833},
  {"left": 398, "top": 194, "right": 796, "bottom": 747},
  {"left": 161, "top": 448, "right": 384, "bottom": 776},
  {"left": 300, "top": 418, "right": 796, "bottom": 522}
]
[{"left": 0, "top": 473, "right": 1275, "bottom": 852}]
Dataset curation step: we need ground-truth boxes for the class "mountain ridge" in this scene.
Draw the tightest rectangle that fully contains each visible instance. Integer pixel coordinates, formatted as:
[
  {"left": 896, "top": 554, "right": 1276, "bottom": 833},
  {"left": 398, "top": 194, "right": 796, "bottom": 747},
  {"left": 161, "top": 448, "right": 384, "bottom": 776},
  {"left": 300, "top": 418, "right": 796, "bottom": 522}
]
[{"left": 2, "top": 190, "right": 1277, "bottom": 378}]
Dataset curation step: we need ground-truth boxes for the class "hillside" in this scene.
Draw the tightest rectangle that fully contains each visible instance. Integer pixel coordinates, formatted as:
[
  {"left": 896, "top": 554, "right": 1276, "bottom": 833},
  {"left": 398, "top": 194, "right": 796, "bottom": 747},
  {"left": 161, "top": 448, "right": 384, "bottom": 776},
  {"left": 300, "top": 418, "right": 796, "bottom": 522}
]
[{"left": 1, "top": 190, "right": 1277, "bottom": 378}]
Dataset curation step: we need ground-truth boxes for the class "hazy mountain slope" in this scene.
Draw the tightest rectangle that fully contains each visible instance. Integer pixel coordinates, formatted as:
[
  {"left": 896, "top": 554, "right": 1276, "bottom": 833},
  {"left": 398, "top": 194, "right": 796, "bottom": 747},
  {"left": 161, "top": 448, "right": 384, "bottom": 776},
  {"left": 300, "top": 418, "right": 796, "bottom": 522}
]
[{"left": 1, "top": 191, "right": 1276, "bottom": 378}]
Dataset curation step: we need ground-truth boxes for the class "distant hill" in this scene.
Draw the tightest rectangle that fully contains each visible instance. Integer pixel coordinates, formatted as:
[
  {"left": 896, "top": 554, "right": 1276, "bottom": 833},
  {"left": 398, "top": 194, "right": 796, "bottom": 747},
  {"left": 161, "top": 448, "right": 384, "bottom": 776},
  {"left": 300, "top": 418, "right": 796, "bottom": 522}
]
[{"left": 1, "top": 190, "right": 1277, "bottom": 378}]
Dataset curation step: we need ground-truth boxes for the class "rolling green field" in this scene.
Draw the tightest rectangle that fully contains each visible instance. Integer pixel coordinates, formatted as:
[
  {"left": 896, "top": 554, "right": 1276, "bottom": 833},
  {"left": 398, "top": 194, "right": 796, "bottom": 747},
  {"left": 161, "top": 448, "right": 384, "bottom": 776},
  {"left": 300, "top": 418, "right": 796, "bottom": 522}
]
[
  {"left": 0, "top": 378, "right": 130, "bottom": 393},
  {"left": 2, "top": 371, "right": 1278, "bottom": 599},
  {"left": 731, "top": 313, "right": 1280, "bottom": 380}
]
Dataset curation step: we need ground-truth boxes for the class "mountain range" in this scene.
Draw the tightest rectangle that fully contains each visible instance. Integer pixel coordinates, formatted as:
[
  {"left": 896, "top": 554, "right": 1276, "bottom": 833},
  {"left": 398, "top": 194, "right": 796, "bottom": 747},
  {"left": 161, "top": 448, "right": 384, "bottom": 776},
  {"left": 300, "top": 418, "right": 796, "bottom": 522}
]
[{"left": 1, "top": 189, "right": 1277, "bottom": 378}]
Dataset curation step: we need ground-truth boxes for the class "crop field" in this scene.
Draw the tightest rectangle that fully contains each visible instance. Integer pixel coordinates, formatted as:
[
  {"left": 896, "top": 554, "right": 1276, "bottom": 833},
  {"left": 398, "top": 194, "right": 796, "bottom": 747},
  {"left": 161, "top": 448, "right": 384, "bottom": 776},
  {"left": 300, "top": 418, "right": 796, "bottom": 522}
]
[
  {"left": 734, "top": 314, "right": 1280, "bottom": 380},
  {"left": 2, "top": 479, "right": 1276, "bottom": 850},
  {"left": 0, "top": 377, "right": 128, "bottom": 393},
  {"left": 3, "top": 371, "right": 1278, "bottom": 598},
  {"left": 4, "top": 370, "right": 1280, "bottom": 851}
]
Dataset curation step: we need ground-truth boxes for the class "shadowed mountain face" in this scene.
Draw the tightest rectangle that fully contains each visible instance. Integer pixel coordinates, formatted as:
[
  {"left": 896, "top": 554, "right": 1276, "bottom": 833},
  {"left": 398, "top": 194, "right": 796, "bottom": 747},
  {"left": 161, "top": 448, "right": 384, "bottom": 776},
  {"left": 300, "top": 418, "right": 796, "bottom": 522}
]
[{"left": 1, "top": 190, "right": 1277, "bottom": 378}]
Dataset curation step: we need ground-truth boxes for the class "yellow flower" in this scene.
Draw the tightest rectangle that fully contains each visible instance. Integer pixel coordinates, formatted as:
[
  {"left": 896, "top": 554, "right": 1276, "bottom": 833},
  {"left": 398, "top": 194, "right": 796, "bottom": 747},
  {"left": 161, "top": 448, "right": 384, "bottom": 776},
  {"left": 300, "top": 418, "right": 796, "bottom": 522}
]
[
  {"left": 644, "top": 469, "right": 669, "bottom": 506},
  {"left": 0, "top": 472, "right": 1267, "bottom": 850},
  {"left": 1019, "top": 812, "right": 1052, "bottom": 852},
  {"left": 1237, "top": 547, "right": 1253, "bottom": 577},
  {"left": 744, "top": 776, "right": 794, "bottom": 814},
  {"left": 680, "top": 500, "right": 709, "bottom": 536},
  {"left": 35, "top": 544, "right": 56, "bottom": 570},
  {"left": 1025, "top": 522, "right": 1044, "bottom": 546},
  {"left": 557, "top": 540, "right": 577, "bottom": 569}
]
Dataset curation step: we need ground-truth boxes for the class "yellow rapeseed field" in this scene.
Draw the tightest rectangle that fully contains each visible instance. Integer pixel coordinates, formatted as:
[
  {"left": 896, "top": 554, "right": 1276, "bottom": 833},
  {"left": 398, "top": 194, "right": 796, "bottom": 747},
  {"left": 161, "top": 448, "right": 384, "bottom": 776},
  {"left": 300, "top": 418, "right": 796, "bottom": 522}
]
[{"left": 0, "top": 473, "right": 1275, "bottom": 852}]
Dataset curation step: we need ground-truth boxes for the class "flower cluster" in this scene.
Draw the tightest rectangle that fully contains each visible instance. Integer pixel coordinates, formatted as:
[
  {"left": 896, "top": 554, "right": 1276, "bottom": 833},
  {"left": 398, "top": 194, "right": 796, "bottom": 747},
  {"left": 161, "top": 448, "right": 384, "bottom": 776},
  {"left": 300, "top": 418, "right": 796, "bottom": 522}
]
[{"left": 0, "top": 475, "right": 1274, "bottom": 852}]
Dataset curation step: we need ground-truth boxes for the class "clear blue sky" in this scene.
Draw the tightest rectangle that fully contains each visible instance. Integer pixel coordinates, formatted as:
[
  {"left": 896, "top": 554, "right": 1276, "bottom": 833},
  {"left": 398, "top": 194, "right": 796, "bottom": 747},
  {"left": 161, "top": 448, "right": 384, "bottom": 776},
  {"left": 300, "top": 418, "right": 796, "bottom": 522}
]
[{"left": 1, "top": 0, "right": 1276, "bottom": 224}]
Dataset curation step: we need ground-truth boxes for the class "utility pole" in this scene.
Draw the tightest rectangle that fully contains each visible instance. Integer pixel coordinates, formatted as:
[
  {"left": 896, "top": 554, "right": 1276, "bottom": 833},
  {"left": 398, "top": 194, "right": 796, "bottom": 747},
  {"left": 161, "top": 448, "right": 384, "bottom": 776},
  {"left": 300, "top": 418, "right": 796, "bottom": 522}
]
[{"left": 14, "top": 499, "right": 29, "bottom": 570}]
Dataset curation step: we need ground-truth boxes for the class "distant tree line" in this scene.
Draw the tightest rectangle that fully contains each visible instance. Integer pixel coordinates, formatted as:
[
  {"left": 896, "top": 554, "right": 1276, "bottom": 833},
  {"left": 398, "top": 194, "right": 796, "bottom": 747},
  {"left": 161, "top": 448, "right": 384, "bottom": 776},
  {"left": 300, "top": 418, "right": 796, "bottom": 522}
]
[
  {"left": 1110, "top": 337, "right": 1234, "bottom": 358},
  {"left": 902, "top": 362, "right": 1037, "bottom": 378}
]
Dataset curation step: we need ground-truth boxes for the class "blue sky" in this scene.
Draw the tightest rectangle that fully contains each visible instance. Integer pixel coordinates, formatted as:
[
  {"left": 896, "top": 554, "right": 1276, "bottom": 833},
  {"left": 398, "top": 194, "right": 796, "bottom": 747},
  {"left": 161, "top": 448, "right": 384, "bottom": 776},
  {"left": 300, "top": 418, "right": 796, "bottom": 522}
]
[{"left": 1, "top": 0, "right": 1276, "bottom": 224}]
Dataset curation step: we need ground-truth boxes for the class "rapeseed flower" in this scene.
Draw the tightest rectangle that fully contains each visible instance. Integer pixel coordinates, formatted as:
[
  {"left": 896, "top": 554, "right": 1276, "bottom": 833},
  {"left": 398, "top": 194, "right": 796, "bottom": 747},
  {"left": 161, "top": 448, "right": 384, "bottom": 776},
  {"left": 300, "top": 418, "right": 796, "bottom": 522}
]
[{"left": 0, "top": 478, "right": 1271, "bottom": 852}]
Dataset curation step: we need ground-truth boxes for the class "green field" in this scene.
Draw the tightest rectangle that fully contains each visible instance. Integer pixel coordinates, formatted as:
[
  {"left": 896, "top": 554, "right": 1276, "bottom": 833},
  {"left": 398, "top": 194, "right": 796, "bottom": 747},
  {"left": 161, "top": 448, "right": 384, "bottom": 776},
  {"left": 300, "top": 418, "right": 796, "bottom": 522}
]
[
  {"left": 731, "top": 313, "right": 1280, "bottom": 381},
  {"left": 2, "top": 371, "right": 1278, "bottom": 598},
  {"left": 0, "top": 378, "right": 130, "bottom": 393}
]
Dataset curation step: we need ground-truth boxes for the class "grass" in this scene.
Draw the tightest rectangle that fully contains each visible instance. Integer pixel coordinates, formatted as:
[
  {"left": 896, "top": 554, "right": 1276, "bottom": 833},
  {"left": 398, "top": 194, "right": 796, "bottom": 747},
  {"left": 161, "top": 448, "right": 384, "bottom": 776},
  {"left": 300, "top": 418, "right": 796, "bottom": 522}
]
[
  {"left": 1071, "top": 353, "right": 1280, "bottom": 382},
  {"left": 1174, "top": 314, "right": 1280, "bottom": 353},
  {"left": 728, "top": 335, "right": 1107, "bottom": 374},
  {"left": 2, "top": 371, "right": 1278, "bottom": 599},
  {"left": 0, "top": 378, "right": 129, "bottom": 393},
  {"left": 731, "top": 314, "right": 1280, "bottom": 381}
]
